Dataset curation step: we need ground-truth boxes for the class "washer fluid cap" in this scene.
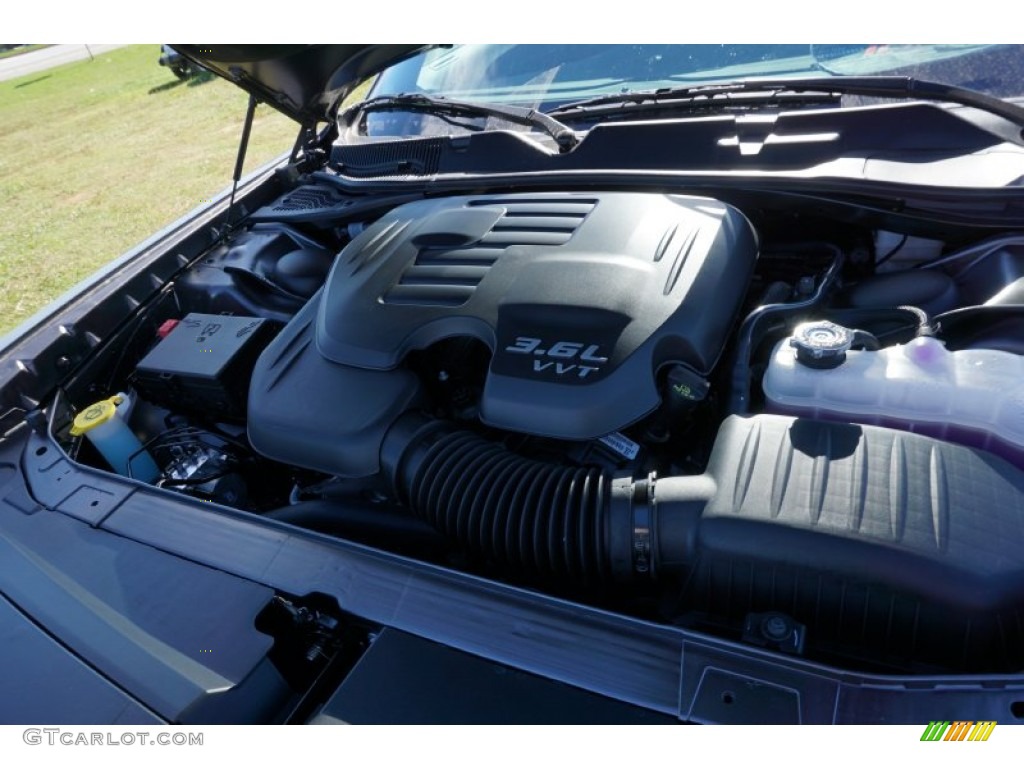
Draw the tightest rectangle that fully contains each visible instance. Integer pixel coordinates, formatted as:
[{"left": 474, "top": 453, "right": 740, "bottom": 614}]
[{"left": 70, "top": 395, "right": 125, "bottom": 436}]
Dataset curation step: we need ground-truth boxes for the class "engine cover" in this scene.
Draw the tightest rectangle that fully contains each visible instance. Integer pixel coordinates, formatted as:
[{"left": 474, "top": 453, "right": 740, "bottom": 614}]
[{"left": 317, "top": 192, "right": 757, "bottom": 439}]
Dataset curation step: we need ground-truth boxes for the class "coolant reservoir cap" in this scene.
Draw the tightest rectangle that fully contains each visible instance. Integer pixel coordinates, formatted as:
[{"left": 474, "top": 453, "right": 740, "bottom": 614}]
[
  {"left": 70, "top": 395, "right": 124, "bottom": 436},
  {"left": 790, "top": 321, "right": 853, "bottom": 369}
]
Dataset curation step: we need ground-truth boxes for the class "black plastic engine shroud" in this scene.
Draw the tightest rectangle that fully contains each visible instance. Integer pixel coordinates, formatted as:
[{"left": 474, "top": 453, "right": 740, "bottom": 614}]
[
  {"left": 315, "top": 191, "right": 757, "bottom": 439},
  {"left": 248, "top": 191, "right": 758, "bottom": 478}
]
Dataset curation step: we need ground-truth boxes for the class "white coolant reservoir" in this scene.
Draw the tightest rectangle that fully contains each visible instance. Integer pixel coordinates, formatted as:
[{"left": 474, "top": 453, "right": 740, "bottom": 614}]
[{"left": 763, "top": 321, "right": 1024, "bottom": 464}]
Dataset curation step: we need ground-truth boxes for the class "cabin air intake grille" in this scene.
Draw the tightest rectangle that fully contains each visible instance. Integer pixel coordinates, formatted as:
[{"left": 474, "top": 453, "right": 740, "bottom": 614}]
[
  {"left": 383, "top": 198, "right": 598, "bottom": 307},
  {"left": 272, "top": 186, "right": 344, "bottom": 212},
  {"left": 332, "top": 138, "right": 446, "bottom": 177}
]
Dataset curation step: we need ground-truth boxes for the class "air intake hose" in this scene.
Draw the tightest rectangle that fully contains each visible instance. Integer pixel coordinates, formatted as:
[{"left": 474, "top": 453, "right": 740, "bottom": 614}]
[{"left": 381, "top": 414, "right": 693, "bottom": 585}]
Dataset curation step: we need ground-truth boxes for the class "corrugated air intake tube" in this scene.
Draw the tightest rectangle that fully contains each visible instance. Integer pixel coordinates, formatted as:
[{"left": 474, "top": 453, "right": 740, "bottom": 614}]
[{"left": 380, "top": 414, "right": 670, "bottom": 585}]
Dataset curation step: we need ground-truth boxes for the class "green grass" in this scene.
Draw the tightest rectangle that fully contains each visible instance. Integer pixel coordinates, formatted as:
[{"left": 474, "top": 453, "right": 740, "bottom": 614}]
[{"left": 0, "top": 45, "right": 298, "bottom": 335}]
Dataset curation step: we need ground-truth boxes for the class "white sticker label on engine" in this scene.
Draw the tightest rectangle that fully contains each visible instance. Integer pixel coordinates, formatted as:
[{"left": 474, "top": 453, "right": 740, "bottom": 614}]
[{"left": 599, "top": 431, "right": 640, "bottom": 460}]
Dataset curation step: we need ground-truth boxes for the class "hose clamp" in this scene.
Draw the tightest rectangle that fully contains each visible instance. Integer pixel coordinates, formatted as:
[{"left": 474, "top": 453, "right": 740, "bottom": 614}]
[{"left": 631, "top": 473, "right": 656, "bottom": 577}]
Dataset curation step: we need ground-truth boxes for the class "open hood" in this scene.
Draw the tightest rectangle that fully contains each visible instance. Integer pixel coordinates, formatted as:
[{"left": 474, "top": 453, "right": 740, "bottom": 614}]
[{"left": 173, "top": 44, "right": 433, "bottom": 124}]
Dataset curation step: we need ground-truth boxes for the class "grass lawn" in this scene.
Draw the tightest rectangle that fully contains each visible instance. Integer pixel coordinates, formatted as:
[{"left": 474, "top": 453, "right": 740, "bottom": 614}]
[{"left": 0, "top": 44, "right": 299, "bottom": 335}]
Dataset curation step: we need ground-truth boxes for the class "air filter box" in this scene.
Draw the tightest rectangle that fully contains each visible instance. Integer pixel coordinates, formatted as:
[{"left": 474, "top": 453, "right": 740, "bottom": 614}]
[{"left": 134, "top": 313, "right": 278, "bottom": 422}]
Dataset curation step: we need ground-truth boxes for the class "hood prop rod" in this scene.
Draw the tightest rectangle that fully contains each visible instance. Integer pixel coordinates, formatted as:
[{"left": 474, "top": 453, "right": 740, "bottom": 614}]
[{"left": 224, "top": 93, "right": 258, "bottom": 240}]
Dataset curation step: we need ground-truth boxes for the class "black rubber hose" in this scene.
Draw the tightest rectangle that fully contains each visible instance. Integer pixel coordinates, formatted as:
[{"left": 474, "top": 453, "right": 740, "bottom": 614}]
[
  {"left": 728, "top": 246, "right": 845, "bottom": 415},
  {"left": 850, "top": 329, "right": 882, "bottom": 351},
  {"left": 382, "top": 415, "right": 639, "bottom": 585},
  {"left": 415, "top": 431, "right": 608, "bottom": 583},
  {"left": 823, "top": 305, "right": 932, "bottom": 344},
  {"left": 265, "top": 499, "right": 448, "bottom": 559}
]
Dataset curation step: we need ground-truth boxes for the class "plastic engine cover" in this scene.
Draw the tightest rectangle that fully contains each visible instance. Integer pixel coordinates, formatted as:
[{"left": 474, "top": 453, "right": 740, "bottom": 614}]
[{"left": 317, "top": 192, "right": 757, "bottom": 439}]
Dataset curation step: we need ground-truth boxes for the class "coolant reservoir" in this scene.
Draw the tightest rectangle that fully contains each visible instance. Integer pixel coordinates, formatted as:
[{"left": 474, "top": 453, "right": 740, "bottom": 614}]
[{"left": 763, "top": 322, "right": 1024, "bottom": 465}]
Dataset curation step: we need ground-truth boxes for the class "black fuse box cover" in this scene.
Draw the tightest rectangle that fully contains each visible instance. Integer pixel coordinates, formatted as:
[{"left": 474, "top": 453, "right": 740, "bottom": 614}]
[{"left": 134, "top": 313, "right": 278, "bottom": 422}]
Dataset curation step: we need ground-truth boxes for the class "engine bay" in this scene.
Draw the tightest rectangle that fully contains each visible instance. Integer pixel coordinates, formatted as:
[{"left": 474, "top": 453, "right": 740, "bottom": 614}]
[{"left": 52, "top": 180, "right": 1024, "bottom": 677}]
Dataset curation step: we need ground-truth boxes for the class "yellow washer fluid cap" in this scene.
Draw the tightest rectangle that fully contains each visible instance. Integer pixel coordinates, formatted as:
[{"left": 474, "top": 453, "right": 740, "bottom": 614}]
[{"left": 70, "top": 395, "right": 124, "bottom": 436}]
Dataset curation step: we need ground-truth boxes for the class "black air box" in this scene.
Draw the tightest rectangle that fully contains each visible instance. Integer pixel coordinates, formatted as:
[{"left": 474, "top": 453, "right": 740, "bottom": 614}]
[
  {"left": 134, "top": 313, "right": 278, "bottom": 422},
  {"left": 655, "top": 414, "right": 1024, "bottom": 671}
]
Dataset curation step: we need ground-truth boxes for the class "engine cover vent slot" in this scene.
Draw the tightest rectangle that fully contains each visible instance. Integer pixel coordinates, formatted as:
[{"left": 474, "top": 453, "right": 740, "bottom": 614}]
[{"left": 382, "top": 198, "right": 597, "bottom": 308}]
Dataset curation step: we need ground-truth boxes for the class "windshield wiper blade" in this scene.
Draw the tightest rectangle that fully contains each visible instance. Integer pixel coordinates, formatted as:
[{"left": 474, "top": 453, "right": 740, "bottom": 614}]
[
  {"left": 549, "top": 76, "right": 1024, "bottom": 129},
  {"left": 551, "top": 88, "right": 842, "bottom": 119},
  {"left": 343, "top": 93, "right": 579, "bottom": 152}
]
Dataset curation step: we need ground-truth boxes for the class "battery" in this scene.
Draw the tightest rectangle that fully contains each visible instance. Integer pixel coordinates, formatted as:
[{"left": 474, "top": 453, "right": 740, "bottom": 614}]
[{"left": 133, "top": 313, "right": 278, "bottom": 422}]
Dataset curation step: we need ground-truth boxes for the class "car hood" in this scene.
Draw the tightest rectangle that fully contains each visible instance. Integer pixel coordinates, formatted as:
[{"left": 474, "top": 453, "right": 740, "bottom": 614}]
[{"left": 173, "top": 44, "right": 434, "bottom": 124}]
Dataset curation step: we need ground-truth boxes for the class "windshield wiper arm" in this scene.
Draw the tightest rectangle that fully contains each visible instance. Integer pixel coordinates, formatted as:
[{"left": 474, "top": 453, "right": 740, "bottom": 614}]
[
  {"left": 343, "top": 93, "right": 579, "bottom": 152},
  {"left": 549, "top": 76, "right": 1024, "bottom": 129}
]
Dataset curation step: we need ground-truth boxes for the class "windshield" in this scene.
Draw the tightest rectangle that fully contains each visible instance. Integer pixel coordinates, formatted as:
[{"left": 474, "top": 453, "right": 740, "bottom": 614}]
[{"left": 357, "top": 44, "right": 1024, "bottom": 138}]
